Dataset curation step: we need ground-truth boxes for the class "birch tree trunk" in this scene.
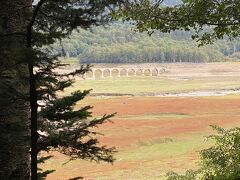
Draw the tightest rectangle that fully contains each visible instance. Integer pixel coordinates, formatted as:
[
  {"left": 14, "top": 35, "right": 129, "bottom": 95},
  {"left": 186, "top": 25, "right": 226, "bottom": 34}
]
[{"left": 0, "top": 0, "right": 31, "bottom": 179}]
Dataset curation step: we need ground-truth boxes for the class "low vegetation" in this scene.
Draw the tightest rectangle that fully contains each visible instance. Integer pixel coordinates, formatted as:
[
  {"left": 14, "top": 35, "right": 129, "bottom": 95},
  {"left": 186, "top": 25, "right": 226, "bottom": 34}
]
[{"left": 167, "top": 126, "right": 240, "bottom": 180}]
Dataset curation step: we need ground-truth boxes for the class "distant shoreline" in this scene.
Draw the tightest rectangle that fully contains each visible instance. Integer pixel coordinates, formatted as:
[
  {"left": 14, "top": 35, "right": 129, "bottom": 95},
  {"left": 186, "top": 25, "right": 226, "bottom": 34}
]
[{"left": 89, "top": 88, "right": 240, "bottom": 97}]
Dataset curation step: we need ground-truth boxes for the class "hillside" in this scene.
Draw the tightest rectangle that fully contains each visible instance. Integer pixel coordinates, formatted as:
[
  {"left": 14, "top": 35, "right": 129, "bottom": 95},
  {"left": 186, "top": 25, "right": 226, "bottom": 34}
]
[{"left": 53, "top": 23, "right": 240, "bottom": 64}]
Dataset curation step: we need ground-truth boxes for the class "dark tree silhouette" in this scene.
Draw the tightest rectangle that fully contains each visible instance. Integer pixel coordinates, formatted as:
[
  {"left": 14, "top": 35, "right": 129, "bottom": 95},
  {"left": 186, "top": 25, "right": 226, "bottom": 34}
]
[{"left": 1, "top": 0, "right": 126, "bottom": 179}]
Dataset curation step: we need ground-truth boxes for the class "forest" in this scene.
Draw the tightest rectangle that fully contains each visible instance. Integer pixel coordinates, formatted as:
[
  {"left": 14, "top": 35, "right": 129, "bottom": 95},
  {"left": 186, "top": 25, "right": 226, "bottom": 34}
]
[{"left": 53, "top": 23, "right": 240, "bottom": 64}]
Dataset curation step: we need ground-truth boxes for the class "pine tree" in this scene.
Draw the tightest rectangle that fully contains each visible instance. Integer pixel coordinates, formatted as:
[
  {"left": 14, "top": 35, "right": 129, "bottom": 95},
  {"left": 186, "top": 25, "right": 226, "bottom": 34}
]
[
  {"left": 27, "top": 1, "right": 125, "bottom": 179},
  {"left": 1, "top": 0, "right": 126, "bottom": 179},
  {"left": 36, "top": 56, "right": 116, "bottom": 179}
]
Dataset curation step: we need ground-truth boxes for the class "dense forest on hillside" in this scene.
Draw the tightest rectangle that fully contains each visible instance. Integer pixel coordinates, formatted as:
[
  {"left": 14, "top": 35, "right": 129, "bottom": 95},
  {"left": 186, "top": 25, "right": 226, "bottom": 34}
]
[{"left": 53, "top": 23, "right": 240, "bottom": 64}]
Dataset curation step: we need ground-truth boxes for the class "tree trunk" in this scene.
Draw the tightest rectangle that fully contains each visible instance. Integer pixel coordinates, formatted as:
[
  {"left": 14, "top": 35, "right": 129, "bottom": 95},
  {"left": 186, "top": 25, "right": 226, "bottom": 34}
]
[{"left": 0, "top": 0, "right": 31, "bottom": 179}]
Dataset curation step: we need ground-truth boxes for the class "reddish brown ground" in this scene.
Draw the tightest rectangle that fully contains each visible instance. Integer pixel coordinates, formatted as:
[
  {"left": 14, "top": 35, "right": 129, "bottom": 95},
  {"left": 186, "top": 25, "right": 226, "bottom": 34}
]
[
  {"left": 87, "top": 96, "right": 240, "bottom": 116},
  {"left": 82, "top": 96, "right": 240, "bottom": 147},
  {"left": 42, "top": 96, "right": 240, "bottom": 179}
]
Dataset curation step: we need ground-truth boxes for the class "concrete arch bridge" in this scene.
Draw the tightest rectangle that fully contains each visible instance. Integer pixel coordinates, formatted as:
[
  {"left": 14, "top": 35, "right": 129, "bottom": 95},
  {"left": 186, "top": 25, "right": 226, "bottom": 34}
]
[{"left": 87, "top": 67, "right": 167, "bottom": 79}]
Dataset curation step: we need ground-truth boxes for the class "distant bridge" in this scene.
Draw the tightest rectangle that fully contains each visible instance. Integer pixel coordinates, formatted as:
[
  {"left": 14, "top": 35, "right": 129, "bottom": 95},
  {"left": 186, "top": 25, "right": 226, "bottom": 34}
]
[{"left": 84, "top": 67, "right": 167, "bottom": 79}]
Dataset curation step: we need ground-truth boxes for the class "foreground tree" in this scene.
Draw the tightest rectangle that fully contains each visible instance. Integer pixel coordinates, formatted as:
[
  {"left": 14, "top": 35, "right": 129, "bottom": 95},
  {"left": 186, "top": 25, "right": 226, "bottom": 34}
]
[
  {"left": 1, "top": 0, "right": 126, "bottom": 179},
  {"left": 167, "top": 126, "right": 240, "bottom": 180},
  {"left": 0, "top": 1, "right": 31, "bottom": 179},
  {"left": 28, "top": 1, "right": 126, "bottom": 179}
]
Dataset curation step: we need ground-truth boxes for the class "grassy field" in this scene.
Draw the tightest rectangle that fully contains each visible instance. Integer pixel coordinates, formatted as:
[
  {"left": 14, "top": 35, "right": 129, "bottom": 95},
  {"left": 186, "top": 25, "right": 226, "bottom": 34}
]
[
  {"left": 41, "top": 63, "right": 240, "bottom": 179},
  {"left": 69, "top": 76, "right": 240, "bottom": 95}
]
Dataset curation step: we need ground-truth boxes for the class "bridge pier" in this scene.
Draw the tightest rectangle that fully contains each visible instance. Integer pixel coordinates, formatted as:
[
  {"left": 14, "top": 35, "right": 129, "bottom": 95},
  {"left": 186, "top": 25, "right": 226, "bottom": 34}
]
[
  {"left": 117, "top": 69, "right": 120, "bottom": 77},
  {"left": 109, "top": 70, "right": 113, "bottom": 77},
  {"left": 92, "top": 70, "right": 96, "bottom": 79},
  {"left": 150, "top": 69, "right": 154, "bottom": 76}
]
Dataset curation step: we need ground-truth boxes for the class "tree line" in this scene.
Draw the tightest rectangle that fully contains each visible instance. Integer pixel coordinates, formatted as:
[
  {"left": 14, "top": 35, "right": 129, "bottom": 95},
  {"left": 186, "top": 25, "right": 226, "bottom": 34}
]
[{"left": 52, "top": 23, "right": 240, "bottom": 64}]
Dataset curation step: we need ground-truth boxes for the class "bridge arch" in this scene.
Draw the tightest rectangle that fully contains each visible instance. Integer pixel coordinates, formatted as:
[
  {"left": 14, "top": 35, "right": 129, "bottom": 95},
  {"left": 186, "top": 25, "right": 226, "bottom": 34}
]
[
  {"left": 143, "top": 69, "right": 151, "bottom": 76},
  {"left": 86, "top": 69, "right": 94, "bottom": 79},
  {"left": 151, "top": 68, "right": 159, "bottom": 76},
  {"left": 111, "top": 68, "right": 120, "bottom": 77},
  {"left": 103, "top": 69, "right": 111, "bottom": 77},
  {"left": 136, "top": 69, "right": 143, "bottom": 76},
  {"left": 120, "top": 68, "right": 128, "bottom": 76},
  {"left": 127, "top": 68, "right": 136, "bottom": 76},
  {"left": 92, "top": 68, "right": 104, "bottom": 79},
  {"left": 157, "top": 67, "right": 166, "bottom": 74}
]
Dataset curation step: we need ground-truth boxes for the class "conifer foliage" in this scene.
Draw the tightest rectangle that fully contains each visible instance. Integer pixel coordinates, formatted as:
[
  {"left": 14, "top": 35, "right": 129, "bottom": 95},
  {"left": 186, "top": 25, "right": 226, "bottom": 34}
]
[
  {"left": 22, "top": 0, "right": 124, "bottom": 179},
  {"left": 35, "top": 58, "right": 116, "bottom": 178}
]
